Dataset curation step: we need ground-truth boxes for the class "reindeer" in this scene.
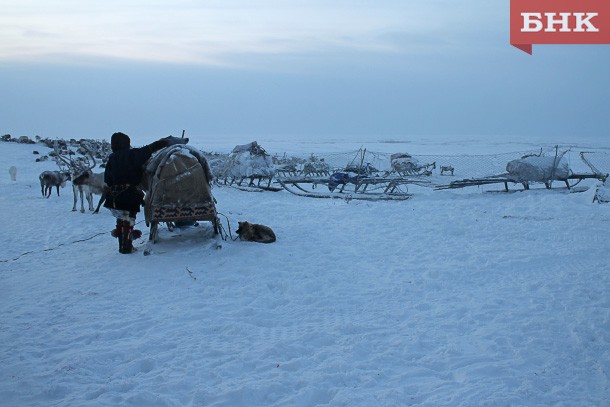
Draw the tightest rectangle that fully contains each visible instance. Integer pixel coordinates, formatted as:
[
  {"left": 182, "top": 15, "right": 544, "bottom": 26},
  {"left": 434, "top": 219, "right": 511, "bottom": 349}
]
[
  {"left": 421, "top": 161, "right": 436, "bottom": 176},
  {"left": 39, "top": 170, "right": 71, "bottom": 197},
  {"left": 302, "top": 160, "right": 330, "bottom": 176},
  {"left": 93, "top": 186, "right": 109, "bottom": 213},
  {"left": 440, "top": 165, "right": 454, "bottom": 176},
  {"left": 72, "top": 167, "right": 107, "bottom": 213},
  {"left": 55, "top": 144, "right": 107, "bottom": 213},
  {"left": 391, "top": 157, "right": 436, "bottom": 176}
]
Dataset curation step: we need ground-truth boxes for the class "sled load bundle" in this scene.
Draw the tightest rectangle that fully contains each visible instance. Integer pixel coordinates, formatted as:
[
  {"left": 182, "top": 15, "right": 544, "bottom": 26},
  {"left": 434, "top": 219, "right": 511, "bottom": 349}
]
[
  {"left": 216, "top": 141, "right": 277, "bottom": 190},
  {"left": 142, "top": 144, "right": 218, "bottom": 242},
  {"left": 226, "top": 141, "right": 275, "bottom": 178},
  {"left": 390, "top": 153, "right": 435, "bottom": 176},
  {"left": 505, "top": 154, "right": 571, "bottom": 184}
]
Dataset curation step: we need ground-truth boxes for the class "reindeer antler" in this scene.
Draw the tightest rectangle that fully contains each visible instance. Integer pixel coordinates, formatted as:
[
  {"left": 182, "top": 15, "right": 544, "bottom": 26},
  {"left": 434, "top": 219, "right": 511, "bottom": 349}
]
[
  {"left": 53, "top": 141, "right": 72, "bottom": 172},
  {"left": 81, "top": 146, "right": 97, "bottom": 172},
  {"left": 53, "top": 141, "right": 96, "bottom": 176}
]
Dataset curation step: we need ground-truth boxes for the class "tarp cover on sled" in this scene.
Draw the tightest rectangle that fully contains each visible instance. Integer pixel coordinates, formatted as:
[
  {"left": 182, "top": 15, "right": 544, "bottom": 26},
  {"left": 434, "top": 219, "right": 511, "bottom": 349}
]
[
  {"left": 506, "top": 155, "right": 571, "bottom": 183},
  {"left": 142, "top": 145, "right": 217, "bottom": 230},
  {"left": 224, "top": 141, "right": 275, "bottom": 178}
]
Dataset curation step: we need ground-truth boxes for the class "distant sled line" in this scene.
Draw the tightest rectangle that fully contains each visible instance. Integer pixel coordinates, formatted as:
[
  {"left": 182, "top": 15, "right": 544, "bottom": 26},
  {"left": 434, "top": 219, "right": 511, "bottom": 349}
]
[{"left": 276, "top": 179, "right": 412, "bottom": 201}]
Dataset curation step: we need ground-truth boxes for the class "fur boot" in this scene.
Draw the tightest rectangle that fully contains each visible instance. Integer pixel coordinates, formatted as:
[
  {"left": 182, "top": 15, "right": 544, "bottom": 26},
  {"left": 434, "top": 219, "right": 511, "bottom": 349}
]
[
  {"left": 111, "top": 219, "right": 124, "bottom": 253},
  {"left": 119, "top": 220, "right": 135, "bottom": 254},
  {"left": 111, "top": 219, "right": 122, "bottom": 238}
]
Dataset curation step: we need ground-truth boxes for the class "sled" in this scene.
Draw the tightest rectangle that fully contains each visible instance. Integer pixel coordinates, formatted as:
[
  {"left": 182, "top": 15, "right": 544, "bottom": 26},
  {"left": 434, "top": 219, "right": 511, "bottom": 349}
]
[
  {"left": 276, "top": 176, "right": 418, "bottom": 201},
  {"left": 435, "top": 149, "right": 608, "bottom": 192},
  {"left": 216, "top": 175, "right": 282, "bottom": 192},
  {"left": 390, "top": 153, "right": 436, "bottom": 176},
  {"left": 435, "top": 172, "right": 607, "bottom": 192},
  {"left": 143, "top": 145, "right": 219, "bottom": 243},
  {"left": 273, "top": 148, "right": 429, "bottom": 200},
  {"left": 215, "top": 141, "right": 281, "bottom": 192}
]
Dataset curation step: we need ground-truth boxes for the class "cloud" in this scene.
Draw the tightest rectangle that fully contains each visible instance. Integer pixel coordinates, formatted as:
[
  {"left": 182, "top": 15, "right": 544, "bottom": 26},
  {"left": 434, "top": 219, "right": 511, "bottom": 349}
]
[{"left": 0, "top": 1, "right": 495, "bottom": 66}]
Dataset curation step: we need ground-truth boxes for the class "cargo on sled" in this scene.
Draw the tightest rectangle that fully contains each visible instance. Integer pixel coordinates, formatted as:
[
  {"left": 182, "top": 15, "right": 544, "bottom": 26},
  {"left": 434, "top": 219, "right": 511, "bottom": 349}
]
[{"left": 142, "top": 144, "right": 219, "bottom": 242}]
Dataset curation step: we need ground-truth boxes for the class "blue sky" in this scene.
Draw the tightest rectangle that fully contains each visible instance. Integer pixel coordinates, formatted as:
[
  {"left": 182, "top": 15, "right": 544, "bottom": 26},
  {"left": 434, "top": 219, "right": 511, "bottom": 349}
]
[{"left": 1, "top": 1, "right": 608, "bottom": 143}]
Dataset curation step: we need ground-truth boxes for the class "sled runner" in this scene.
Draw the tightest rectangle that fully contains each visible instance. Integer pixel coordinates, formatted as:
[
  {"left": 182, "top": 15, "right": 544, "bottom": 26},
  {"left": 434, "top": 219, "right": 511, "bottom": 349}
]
[{"left": 143, "top": 145, "right": 219, "bottom": 242}]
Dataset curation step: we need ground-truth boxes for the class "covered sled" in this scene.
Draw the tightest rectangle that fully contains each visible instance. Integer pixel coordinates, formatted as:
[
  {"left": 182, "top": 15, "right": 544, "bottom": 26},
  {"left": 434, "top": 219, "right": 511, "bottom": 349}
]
[
  {"left": 216, "top": 141, "right": 277, "bottom": 190},
  {"left": 437, "top": 148, "right": 607, "bottom": 191},
  {"left": 142, "top": 144, "right": 219, "bottom": 242},
  {"left": 390, "top": 153, "right": 435, "bottom": 176},
  {"left": 505, "top": 154, "right": 571, "bottom": 186}
]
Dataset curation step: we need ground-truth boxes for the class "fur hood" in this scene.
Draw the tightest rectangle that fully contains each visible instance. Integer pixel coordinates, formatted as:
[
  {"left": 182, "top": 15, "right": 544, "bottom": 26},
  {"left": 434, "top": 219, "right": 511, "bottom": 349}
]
[{"left": 111, "top": 132, "right": 131, "bottom": 152}]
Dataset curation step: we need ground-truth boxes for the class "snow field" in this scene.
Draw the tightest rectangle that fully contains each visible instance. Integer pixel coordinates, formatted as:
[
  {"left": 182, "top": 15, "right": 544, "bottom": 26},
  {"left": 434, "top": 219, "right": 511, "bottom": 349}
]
[{"left": 1, "top": 141, "right": 608, "bottom": 406}]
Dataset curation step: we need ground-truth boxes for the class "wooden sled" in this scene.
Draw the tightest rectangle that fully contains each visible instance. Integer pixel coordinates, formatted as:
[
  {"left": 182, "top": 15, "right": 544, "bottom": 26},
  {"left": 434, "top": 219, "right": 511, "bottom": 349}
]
[
  {"left": 276, "top": 176, "right": 417, "bottom": 201},
  {"left": 435, "top": 173, "right": 607, "bottom": 192}
]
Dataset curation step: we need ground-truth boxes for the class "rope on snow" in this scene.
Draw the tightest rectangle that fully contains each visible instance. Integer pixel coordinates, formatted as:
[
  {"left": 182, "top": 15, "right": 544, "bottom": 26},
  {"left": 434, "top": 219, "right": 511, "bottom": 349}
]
[
  {"left": 0, "top": 220, "right": 146, "bottom": 263},
  {"left": 216, "top": 212, "right": 239, "bottom": 241}
]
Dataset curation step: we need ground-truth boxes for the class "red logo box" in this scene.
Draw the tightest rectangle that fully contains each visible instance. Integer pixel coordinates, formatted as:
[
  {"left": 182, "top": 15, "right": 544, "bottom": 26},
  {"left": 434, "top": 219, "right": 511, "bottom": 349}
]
[{"left": 510, "top": 0, "right": 610, "bottom": 54}]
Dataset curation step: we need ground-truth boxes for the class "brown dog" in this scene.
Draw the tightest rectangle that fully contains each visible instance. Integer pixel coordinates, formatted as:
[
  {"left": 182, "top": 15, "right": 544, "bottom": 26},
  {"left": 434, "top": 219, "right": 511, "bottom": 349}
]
[{"left": 236, "top": 221, "right": 276, "bottom": 244}]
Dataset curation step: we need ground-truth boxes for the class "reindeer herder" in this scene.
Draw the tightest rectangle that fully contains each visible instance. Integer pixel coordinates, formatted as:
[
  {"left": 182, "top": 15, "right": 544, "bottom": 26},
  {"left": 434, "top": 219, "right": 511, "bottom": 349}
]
[{"left": 104, "top": 132, "right": 188, "bottom": 254}]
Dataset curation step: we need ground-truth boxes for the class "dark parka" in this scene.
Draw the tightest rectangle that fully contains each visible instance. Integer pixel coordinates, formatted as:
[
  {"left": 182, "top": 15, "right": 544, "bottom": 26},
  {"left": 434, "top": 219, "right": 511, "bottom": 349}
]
[{"left": 103, "top": 132, "right": 167, "bottom": 215}]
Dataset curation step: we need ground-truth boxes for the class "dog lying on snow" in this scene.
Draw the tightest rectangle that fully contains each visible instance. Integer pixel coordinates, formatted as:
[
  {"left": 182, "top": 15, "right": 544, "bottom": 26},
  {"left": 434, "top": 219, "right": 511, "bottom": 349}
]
[{"left": 236, "top": 221, "right": 276, "bottom": 243}]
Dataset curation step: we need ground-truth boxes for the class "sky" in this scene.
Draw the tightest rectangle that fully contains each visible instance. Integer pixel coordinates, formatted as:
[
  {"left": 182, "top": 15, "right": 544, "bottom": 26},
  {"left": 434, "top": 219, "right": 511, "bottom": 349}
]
[{"left": 1, "top": 1, "right": 609, "bottom": 144}]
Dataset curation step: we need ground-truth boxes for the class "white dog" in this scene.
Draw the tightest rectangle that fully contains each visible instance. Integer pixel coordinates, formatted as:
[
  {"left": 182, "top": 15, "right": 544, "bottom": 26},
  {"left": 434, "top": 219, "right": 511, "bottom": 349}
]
[{"left": 9, "top": 166, "right": 17, "bottom": 181}]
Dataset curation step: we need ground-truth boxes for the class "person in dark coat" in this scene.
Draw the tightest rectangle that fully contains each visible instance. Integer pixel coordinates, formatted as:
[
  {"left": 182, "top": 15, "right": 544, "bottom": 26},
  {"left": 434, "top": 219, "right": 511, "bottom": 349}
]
[{"left": 104, "top": 132, "right": 188, "bottom": 254}]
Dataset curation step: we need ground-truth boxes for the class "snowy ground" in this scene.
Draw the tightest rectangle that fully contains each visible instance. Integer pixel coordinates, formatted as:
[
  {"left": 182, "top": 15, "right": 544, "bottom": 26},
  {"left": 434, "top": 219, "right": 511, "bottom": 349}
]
[{"left": 1, "top": 138, "right": 609, "bottom": 406}]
